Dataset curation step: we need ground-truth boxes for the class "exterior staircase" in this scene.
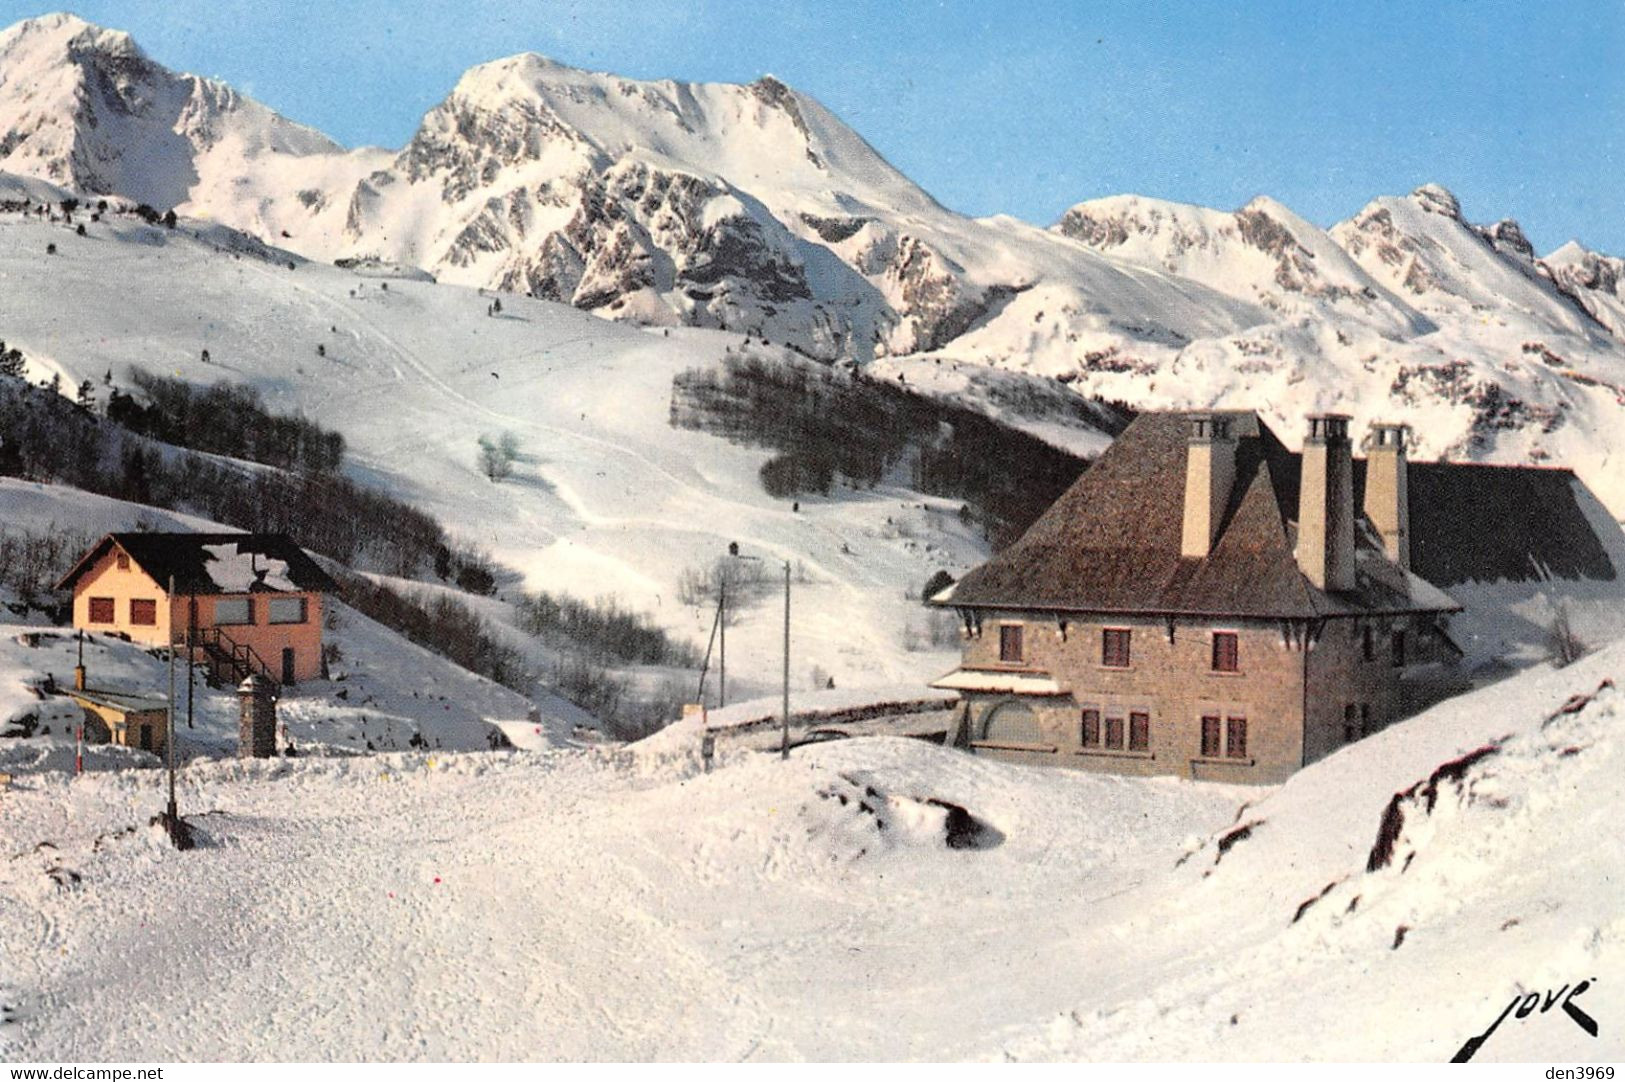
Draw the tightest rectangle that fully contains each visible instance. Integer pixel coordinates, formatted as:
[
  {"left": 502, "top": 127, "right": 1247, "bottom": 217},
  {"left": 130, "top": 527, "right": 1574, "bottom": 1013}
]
[{"left": 188, "top": 626, "right": 279, "bottom": 691}]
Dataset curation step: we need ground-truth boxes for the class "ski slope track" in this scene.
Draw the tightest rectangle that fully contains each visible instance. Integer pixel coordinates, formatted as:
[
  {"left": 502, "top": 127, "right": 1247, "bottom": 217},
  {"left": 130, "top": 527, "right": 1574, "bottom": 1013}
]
[{"left": 0, "top": 199, "right": 994, "bottom": 698}]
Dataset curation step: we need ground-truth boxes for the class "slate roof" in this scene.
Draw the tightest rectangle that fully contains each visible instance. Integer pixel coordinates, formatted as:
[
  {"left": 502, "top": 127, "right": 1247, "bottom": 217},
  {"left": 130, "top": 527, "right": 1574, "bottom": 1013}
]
[
  {"left": 57, "top": 532, "right": 339, "bottom": 595},
  {"left": 1377, "top": 460, "right": 1616, "bottom": 586},
  {"left": 934, "top": 410, "right": 1595, "bottom": 619}
]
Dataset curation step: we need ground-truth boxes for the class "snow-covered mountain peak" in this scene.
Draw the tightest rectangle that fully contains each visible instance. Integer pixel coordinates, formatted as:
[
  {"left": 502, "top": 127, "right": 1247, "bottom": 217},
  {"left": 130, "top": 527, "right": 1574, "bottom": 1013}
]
[
  {"left": 1544, "top": 238, "right": 1625, "bottom": 336},
  {"left": 1051, "top": 190, "right": 1426, "bottom": 334},
  {"left": 413, "top": 52, "right": 929, "bottom": 214},
  {"left": 1410, "top": 182, "right": 1463, "bottom": 219},
  {"left": 0, "top": 11, "right": 141, "bottom": 59},
  {"left": 0, "top": 12, "right": 352, "bottom": 211},
  {"left": 1482, "top": 216, "right": 1535, "bottom": 259},
  {"left": 1331, "top": 185, "right": 1606, "bottom": 339}
]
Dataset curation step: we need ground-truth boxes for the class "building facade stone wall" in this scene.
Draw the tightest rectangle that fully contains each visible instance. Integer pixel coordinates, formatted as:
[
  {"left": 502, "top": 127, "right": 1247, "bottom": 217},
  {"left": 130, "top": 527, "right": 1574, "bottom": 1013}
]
[{"left": 953, "top": 609, "right": 1317, "bottom": 783}]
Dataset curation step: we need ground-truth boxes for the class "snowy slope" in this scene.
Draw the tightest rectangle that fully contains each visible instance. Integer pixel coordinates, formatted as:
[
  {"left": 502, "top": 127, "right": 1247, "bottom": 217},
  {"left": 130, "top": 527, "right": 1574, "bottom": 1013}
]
[
  {"left": 997, "top": 643, "right": 1625, "bottom": 1062},
  {"left": 0, "top": 200, "right": 986, "bottom": 700},
  {"left": 1, "top": 635, "right": 1619, "bottom": 1060}
]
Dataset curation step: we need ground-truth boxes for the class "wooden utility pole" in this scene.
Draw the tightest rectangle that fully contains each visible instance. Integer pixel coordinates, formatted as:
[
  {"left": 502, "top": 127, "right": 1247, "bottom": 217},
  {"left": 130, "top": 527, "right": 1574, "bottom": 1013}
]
[
  {"left": 718, "top": 579, "right": 727, "bottom": 708},
  {"left": 166, "top": 576, "right": 177, "bottom": 820},
  {"left": 780, "top": 560, "right": 790, "bottom": 761},
  {"left": 163, "top": 575, "right": 186, "bottom": 848},
  {"left": 186, "top": 594, "right": 196, "bottom": 728}
]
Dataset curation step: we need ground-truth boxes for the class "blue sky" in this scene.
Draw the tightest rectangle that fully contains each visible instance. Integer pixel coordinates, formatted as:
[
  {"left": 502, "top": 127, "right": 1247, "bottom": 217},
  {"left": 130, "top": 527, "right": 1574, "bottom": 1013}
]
[{"left": 9, "top": 1, "right": 1623, "bottom": 253}]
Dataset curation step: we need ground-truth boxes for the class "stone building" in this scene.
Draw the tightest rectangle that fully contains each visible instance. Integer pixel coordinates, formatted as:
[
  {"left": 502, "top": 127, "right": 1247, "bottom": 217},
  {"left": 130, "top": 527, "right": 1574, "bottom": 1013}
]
[
  {"left": 928, "top": 409, "right": 1606, "bottom": 783},
  {"left": 57, "top": 532, "right": 337, "bottom": 686}
]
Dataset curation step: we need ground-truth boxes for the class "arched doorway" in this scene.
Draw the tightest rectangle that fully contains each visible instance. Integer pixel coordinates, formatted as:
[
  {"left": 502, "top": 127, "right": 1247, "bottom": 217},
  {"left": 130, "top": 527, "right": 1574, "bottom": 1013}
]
[{"left": 981, "top": 699, "right": 1043, "bottom": 744}]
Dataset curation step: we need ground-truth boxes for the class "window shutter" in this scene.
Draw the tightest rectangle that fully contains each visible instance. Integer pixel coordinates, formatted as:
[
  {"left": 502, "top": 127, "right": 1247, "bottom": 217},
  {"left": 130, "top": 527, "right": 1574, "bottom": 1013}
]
[
  {"left": 1226, "top": 717, "right": 1248, "bottom": 758},
  {"left": 1102, "top": 629, "right": 1131, "bottom": 668},
  {"left": 999, "top": 625, "right": 1024, "bottom": 663},
  {"left": 1129, "top": 712, "right": 1149, "bottom": 751},
  {"left": 1201, "top": 715, "right": 1221, "bottom": 758}
]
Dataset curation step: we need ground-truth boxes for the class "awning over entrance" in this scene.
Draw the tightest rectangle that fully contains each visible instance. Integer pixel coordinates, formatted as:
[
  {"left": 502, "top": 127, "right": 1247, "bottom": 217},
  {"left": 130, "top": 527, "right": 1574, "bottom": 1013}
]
[{"left": 930, "top": 668, "right": 1068, "bottom": 696}]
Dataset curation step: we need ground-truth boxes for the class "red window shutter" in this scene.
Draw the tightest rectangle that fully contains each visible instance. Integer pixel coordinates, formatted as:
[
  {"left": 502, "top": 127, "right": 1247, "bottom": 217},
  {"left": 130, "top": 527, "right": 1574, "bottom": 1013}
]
[
  {"left": 89, "top": 597, "right": 115, "bottom": 623},
  {"left": 999, "top": 625, "right": 1023, "bottom": 663},
  {"left": 130, "top": 599, "right": 157, "bottom": 626},
  {"left": 1226, "top": 717, "right": 1248, "bottom": 758},
  {"left": 1201, "top": 715, "right": 1221, "bottom": 758},
  {"left": 1212, "top": 632, "right": 1238, "bottom": 672},
  {"left": 1080, "top": 709, "right": 1100, "bottom": 747},
  {"left": 1104, "top": 715, "right": 1124, "bottom": 749},
  {"left": 1129, "top": 711, "right": 1150, "bottom": 751}
]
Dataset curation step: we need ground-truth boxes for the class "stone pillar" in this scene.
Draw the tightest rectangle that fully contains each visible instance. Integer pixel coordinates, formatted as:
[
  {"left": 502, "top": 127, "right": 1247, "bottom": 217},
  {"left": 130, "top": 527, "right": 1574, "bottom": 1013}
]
[{"left": 238, "top": 674, "right": 276, "bottom": 759}]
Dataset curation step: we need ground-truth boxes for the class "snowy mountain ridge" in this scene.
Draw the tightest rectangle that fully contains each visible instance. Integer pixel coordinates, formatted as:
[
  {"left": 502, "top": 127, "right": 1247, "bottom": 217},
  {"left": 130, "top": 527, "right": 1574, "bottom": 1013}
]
[{"left": 3, "top": 12, "right": 1625, "bottom": 515}]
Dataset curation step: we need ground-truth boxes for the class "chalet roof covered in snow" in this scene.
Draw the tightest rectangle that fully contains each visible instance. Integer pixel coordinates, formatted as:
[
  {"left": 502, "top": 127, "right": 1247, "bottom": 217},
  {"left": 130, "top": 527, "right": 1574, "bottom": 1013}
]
[
  {"left": 938, "top": 411, "right": 1615, "bottom": 618},
  {"left": 57, "top": 532, "right": 339, "bottom": 595}
]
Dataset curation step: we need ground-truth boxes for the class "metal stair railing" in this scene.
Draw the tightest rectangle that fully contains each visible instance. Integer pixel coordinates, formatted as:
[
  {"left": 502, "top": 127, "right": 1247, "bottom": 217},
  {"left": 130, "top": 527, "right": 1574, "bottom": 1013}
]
[{"left": 186, "top": 625, "right": 279, "bottom": 691}]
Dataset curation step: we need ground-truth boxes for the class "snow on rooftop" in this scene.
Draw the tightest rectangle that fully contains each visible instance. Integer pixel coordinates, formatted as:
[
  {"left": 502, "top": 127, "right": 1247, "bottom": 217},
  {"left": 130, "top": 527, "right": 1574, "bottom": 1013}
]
[{"left": 201, "top": 544, "right": 295, "bottom": 592}]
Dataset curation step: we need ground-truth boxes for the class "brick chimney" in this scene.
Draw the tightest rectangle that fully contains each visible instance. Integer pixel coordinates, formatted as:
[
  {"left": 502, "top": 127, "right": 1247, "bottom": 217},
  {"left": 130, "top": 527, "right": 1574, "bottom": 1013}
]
[
  {"left": 1363, "top": 422, "right": 1411, "bottom": 570},
  {"left": 1296, "top": 414, "right": 1356, "bottom": 591},
  {"left": 1181, "top": 413, "right": 1237, "bottom": 559}
]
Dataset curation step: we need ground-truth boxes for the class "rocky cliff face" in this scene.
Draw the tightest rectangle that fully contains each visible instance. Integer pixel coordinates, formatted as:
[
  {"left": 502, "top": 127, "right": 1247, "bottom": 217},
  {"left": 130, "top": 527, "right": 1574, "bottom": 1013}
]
[{"left": 1545, "top": 242, "right": 1625, "bottom": 339}]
